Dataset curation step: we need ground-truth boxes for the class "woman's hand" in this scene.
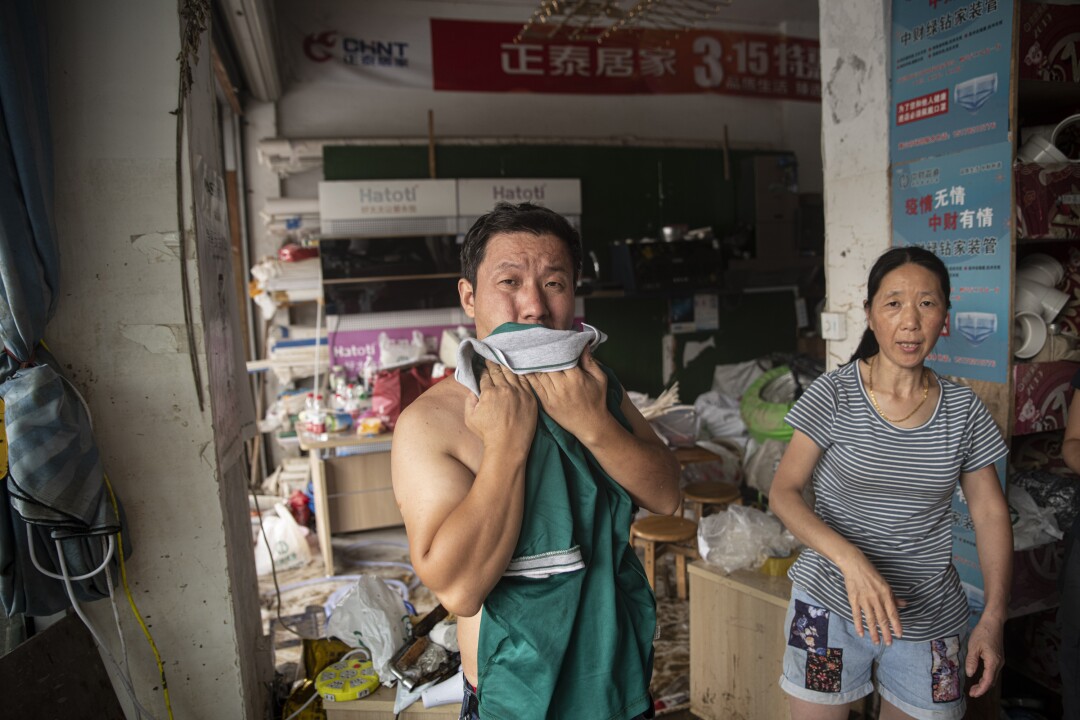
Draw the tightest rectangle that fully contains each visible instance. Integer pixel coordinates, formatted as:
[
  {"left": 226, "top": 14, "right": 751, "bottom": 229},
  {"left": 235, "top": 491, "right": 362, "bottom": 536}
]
[
  {"left": 840, "top": 552, "right": 907, "bottom": 645},
  {"left": 965, "top": 617, "right": 1004, "bottom": 697}
]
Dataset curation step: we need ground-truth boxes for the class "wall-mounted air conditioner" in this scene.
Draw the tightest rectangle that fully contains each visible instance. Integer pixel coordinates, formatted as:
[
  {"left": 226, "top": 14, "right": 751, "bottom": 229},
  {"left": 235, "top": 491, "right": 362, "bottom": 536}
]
[{"left": 319, "top": 179, "right": 459, "bottom": 238}]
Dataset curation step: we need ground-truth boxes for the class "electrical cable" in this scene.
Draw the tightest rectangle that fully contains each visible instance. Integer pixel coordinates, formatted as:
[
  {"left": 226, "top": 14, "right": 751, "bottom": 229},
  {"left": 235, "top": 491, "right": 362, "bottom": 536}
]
[
  {"left": 281, "top": 647, "right": 369, "bottom": 720},
  {"left": 103, "top": 472, "right": 176, "bottom": 720},
  {"left": 251, "top": 489, "right": 306, "bottom": 640},
  {"left": 27, "top": 532, "right": 115, "bottom": 581},
  {"left": 40, "top": 340, "right": 173, "bottom": 717},
  {"left": 282, "top": 688, "right": 318, "bottom": 720},
  {"left": 53, "top": 534, "right": 160, "bottom": 720},
  {"left": 106, "top": 561, "right": 141, "bottom": 720}
]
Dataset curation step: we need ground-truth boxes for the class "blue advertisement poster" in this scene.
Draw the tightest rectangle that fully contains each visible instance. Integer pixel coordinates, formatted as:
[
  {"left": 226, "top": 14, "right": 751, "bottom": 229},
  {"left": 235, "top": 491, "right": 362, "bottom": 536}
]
[
  {"left": 890, "top": 0, "right": 1013, "bottom": 165},
  {"left": 951, "top": 457, "right": 1008, "bottom": 626},
  {"left": 892, "top": 142, "right": 1012, "bottom": 384}
]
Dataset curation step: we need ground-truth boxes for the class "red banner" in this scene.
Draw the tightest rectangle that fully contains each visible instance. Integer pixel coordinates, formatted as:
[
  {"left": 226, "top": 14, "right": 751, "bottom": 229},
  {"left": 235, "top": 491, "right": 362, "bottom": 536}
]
[{"left": 430, "top": 19, "right": 821, "bottom": 101}]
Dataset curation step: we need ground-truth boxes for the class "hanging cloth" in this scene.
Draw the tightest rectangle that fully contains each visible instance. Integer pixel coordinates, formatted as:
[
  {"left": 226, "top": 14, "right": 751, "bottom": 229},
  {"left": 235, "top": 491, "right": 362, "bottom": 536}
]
[{"left": 0, "top": 0, "right": 126, "bottom": 616}]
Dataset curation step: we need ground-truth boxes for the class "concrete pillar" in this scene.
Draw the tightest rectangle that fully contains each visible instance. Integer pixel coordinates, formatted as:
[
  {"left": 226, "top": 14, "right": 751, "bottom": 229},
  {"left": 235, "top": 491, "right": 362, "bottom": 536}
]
[
  {"left": 44, "top": 1, "right": 269, "bottom": 717},
  {"left": 818, "top": 2, "right": 892, "bottom": 368}
]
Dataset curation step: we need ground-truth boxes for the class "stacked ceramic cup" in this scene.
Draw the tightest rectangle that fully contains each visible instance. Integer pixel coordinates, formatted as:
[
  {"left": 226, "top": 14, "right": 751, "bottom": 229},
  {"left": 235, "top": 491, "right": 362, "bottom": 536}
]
[{"left": 1014, "top": 253, "right": 1069, "bottom": 359}]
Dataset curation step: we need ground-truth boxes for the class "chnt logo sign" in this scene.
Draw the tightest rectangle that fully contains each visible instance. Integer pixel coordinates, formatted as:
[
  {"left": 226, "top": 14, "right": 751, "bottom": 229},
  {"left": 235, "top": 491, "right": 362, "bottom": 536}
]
[{"left": 303, "top": 31, "right": 410, "bottom": 68}]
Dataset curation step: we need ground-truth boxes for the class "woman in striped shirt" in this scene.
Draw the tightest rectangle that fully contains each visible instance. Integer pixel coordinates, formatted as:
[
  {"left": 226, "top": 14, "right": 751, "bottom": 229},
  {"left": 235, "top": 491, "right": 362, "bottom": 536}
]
[{"left": 769, "top": 246, "right": 1012, "bottom": 720}]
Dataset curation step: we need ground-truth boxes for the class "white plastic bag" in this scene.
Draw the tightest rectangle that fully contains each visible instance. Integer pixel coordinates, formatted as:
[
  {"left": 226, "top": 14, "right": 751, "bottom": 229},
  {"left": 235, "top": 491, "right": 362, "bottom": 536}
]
[
  {"left": 438, "top": 326, "right": 473, "bottom": 368},
  {"left": 711, "top": 359, "right": 769, "bottom": 397},
  {"left": 697, "top": 505, "right": 797, "bottom": 574},
  {"left": 743, "top": 439, "right": 789, "bottom": 496},
  {"left": 379, "top": 330, "right": 426, "bottom": 368},
  {"left": 1009, "top": 484, "right": 1063, "bottom": 550},
  {"left": 326, "top": 575, "right": 412, "bottom": 683},
  {"left": 253, "top": 503, "right": 311, "bottom": 576}
]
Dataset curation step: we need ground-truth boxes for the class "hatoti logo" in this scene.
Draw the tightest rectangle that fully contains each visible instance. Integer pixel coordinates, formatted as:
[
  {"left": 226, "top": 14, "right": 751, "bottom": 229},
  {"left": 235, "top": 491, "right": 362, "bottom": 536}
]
[{"left": 304, "top": 31, "right": 337, "bottom": 62}]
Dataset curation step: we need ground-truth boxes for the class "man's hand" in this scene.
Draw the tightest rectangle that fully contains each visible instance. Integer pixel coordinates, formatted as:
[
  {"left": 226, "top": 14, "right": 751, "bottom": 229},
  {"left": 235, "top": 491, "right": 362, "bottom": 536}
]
[
  {"left": 840, "top": 551, "right": 907, "bottom": 645},
  {"left": 524, "top": 347, "right": 609, "bottom": 443},
  {"left": 465, "top": 360, "right": 537, "bottom": 454},
  {"left": 965, "top": 616, "right": 1004, "bottom": 697}
]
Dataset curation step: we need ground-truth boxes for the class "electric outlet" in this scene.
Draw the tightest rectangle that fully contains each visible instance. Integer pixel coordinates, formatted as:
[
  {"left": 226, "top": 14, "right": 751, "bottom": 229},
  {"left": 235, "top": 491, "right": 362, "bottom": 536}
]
[{"left": 820, "top": 312, "right": 846, "bottom": 341}]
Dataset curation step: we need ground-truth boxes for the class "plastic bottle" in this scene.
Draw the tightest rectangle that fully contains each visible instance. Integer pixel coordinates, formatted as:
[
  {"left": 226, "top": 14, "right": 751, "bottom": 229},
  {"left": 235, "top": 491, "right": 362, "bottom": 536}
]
[{"left": 309, "top": 394, "right": 327, "bottom": 434}]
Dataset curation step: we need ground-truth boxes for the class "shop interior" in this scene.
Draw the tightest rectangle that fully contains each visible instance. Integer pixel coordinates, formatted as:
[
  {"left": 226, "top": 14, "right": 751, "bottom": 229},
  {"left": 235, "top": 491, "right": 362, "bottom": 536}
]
[{"left": 0, "top": 0, "right": 1078, "bottom": 719}]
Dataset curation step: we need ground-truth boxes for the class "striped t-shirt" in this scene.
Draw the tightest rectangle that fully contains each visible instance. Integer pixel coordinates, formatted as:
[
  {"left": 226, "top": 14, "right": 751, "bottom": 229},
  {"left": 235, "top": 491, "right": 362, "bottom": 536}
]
[{"left": 784, "top": 360, "right": 1008, "bottom": 641}]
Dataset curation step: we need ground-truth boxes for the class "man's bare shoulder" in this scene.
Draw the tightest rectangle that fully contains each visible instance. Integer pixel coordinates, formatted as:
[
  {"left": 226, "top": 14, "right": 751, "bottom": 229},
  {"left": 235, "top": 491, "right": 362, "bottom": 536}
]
[
  {"left": 394, "top": 378, "right": 472, "bottom": 451},
  {"left": 393, "top": 378, "right": 480, "bottom": 488}
]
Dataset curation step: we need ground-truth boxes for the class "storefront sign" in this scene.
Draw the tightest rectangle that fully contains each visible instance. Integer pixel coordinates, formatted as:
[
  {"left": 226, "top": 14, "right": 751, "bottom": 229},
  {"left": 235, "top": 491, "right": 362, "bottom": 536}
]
[
  {"left": 457, "top": 178, "right": 581, "bottom": 215},
  {"left": 891, "top": 142, "right": 1013, "bottom": 384},
  {"left": 279, "top": 4, "right": 821, "bottom": 101},
  {"left": 431, "top": 19, "right": 820, "bottom": 100},
  {"left": 890, "top": 0, "right": 1013, "bottom": 164}
]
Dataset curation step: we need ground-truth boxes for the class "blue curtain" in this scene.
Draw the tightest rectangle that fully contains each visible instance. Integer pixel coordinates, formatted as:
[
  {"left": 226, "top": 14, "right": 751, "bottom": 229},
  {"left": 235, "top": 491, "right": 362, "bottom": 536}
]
[{"left": 0, "top": 0, "right": 126, "bottom": 616}]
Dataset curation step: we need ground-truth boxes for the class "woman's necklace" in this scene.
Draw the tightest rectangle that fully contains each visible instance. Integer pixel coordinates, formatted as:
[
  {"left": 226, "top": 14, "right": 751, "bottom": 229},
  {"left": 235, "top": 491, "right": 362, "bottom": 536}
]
[{"left": 867, "top": 356, "right": 929, "bottom": 423}]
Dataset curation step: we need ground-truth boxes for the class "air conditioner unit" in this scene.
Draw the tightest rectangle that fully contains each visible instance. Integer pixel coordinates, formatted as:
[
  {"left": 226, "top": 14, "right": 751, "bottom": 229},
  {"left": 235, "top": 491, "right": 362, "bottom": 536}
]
[{"left": 319, "top": 180, "right": 459, "bottom": 238}]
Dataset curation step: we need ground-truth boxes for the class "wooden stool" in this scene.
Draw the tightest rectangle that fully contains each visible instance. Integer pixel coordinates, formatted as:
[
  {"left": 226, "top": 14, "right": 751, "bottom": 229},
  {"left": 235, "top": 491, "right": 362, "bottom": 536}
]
[
  {"left": 629, "top": 515, "right": 698, "bottom": 600},
  {"left": 682, "top": 480, "right": 742, "bottom": 520}
]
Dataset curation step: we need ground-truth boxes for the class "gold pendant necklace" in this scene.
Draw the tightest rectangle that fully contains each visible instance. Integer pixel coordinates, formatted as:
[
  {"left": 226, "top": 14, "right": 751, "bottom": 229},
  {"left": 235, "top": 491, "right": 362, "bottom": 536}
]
[{"left": 867, "top": 356, "right": 929, "bottom": 423}]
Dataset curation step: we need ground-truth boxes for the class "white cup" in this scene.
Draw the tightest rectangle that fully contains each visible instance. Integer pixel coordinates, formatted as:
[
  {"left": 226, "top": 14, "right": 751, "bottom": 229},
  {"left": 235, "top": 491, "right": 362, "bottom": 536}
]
[
  {"left": 1018, "top": 253, "right": 1065, "bottom": 286},
  {"left": 1017, "top": 276, "right": 1070, "bottom": 323},
  {"left": 1014, "top": 312, "right": 1048, "bottom": 359}
]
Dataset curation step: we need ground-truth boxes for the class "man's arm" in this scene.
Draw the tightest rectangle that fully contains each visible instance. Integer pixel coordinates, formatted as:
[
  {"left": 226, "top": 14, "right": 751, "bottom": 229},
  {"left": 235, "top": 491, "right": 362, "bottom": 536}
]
[
  {"left": 524, "top": 348, "right": 681, "bottom": 515},
  {"left": 959, "top": 463, "right": 1012, "bottom": 697},
  {"left": 392, "top": 362, "right": 536, "bottom": 617},
  {"left": 1062, "top": 386, "right": 1080, "bottom": 473}
]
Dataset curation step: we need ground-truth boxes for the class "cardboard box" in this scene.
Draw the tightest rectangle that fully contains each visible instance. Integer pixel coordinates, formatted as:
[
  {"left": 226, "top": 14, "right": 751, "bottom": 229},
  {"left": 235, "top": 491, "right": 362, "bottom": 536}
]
[
  {"left": 1013, "top": 360, "right": 1079, "bottom": 435},
  {"left": 1009, "top": 540, "right": 1066, "bottom": 617},
  {"left": 1004, "top": 607, "right": 1062, "bottom": 693},
  {"left": 1020, "top": 2, "right": 1080, "bottom": 83},
  {"left": 323, "top": 453, "right": 403, "bottom": 533},
  {"left": 1015, "top": 161, "right": 1080, "bottom": 240}
]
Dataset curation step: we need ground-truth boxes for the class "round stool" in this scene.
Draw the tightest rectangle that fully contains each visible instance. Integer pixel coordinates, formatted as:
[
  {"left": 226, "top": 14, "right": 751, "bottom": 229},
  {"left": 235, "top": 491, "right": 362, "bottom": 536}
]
[
  {"left": 682, "top": 480, "right": 742, "bottom": 520},
  {"left": 629, "top": 515, "right": 698, "bottom": 600}
]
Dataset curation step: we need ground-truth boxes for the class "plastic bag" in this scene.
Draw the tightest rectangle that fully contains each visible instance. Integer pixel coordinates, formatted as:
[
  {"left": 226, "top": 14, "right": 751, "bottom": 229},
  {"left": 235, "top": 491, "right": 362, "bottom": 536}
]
[
  {"left": 743, "top": 439, "right": 789, "bottom": 496},
  {"left": 379, "top": 330, "right": 427, "bottom": 368},
  {"left": 253, "top": 502, "right": 312, "bottom": 576},
  {"left": 711, "top": 358, "right": 770, "bottom": 397},
  {"left": 697, "top": 505, "right": 797, "bottom": 574},
  {"left": 1009, "top": 484, "right": 1064, "bottom": 551},
  {"left": 438, "top": 326, "right": 474, "bottom": 368},
  {"left": 693, "top": 390, "right": 747, "bottom": 438},
  {"left": 371, "top": 362, "right": 436, "bottom": 429},
  {"left": 680, "top": 439, "right": 743, "bottom": 486},
  {"left": 650, "top": 405, "right": 699, "bottom": 447},
  {"left": 326, "top": 575, "right": 412, "bottom": 683}
]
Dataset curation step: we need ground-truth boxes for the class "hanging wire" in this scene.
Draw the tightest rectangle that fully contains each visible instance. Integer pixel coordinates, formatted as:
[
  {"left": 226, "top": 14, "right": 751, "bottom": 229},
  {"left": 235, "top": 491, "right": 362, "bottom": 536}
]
[{"left": 514, "top": 0, "right": 734, "bottom": 44}]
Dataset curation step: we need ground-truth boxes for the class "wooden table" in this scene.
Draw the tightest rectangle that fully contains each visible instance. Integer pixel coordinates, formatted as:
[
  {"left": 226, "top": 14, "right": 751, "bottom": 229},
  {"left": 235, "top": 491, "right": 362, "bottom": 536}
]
[
  {"left": 688, "top": 561, "right": 792, "bottom": 720},
  {"left": 322, "top": 683, "right": 459, "bottom": 720},
  {"left": 298, "top": 431, "right": 397, "bottom": 574}
]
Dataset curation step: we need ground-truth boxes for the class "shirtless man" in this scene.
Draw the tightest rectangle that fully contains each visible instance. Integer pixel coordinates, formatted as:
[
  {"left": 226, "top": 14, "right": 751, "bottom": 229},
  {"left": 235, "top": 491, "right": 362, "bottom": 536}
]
[{"left": 391, "top": 202, "right": 681, "bottom": 719}]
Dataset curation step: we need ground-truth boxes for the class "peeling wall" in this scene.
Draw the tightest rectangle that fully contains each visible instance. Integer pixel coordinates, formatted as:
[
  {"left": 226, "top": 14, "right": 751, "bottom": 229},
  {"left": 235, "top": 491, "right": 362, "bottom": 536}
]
[
  {"left": 819, "top": 2, "right": 892, "bottom": 368},
  {"left": 43, "top": 1, "right": 266, "bottom": 717}
]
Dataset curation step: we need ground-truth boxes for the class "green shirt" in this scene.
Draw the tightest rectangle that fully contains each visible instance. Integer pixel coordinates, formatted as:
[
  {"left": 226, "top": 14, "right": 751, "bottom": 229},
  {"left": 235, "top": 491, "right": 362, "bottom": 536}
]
[{"left": 476, "top": 357, "right": 655, "bottom": 720}]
